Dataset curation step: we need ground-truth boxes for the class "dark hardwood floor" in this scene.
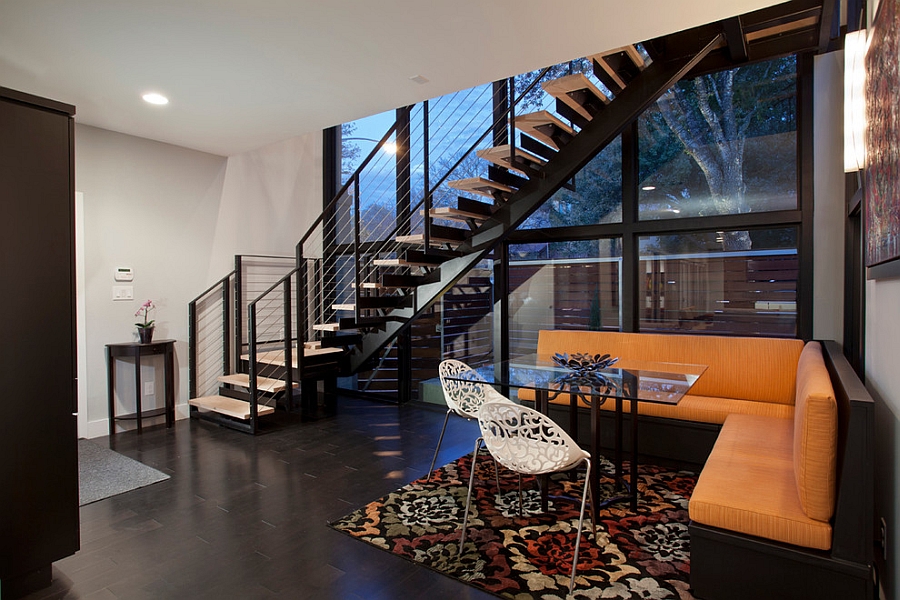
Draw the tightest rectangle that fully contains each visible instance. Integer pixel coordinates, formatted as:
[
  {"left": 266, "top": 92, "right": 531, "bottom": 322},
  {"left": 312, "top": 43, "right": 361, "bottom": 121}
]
[{"left": 25, "top": 396, "right": 494, "bottom": 600}]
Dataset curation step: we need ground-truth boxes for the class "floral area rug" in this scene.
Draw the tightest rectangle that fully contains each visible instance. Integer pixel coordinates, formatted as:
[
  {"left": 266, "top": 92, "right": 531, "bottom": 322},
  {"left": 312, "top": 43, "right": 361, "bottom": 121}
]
[{"left": 329, "top": 453, "right": 697, "bottom": 599}]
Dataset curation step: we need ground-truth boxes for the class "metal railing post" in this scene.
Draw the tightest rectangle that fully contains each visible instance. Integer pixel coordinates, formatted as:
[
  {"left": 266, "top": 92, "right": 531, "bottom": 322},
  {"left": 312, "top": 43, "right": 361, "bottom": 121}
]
[
  {"left": 283, "top": 276, "right": 294, "bottom": 413},
  {"left": 248, "top": 303, "right": 258, "bottom": 434},
  {"left": 188, "top": 300, "right": 197, "bottom": 399}
]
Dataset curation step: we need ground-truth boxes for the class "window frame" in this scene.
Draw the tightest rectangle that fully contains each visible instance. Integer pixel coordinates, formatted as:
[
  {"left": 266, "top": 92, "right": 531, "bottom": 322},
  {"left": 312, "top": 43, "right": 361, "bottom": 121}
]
[{"left": 502, "top": 52, "right": 814, "bottom": 346}]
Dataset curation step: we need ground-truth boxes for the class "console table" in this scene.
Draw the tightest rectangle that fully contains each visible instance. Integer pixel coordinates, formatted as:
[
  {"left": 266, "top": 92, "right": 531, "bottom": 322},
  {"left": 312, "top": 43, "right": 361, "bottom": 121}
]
[{"left": 106, "top": 339, "right": 176, "bottom": 435}]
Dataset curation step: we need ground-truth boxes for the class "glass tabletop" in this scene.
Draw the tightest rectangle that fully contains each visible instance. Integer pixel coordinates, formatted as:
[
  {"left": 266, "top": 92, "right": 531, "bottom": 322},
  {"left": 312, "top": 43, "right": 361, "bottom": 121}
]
[{"left": 460, "top": 353, "right": 707, "bottom": 406}]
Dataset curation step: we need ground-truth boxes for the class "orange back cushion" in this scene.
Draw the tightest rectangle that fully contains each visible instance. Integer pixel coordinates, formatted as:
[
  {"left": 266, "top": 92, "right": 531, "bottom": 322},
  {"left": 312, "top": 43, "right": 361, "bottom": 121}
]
[
  {"left": 792, "top": 341, "right": 838, "bottom": 522},
  {"left": 536, "top": 330, "right": 804, "bottom": 404}
]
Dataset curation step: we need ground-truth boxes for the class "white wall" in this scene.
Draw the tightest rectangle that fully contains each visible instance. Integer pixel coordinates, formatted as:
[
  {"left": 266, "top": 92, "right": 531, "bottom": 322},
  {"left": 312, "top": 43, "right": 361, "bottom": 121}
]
[
  {"left": 867, "top": 277, "right": 900, "bottom": 600},
  {"left": 75, "top": 125, "right": 322, "bottom": 438},
  {"left": 813, "top": 52, "right": 846, "bottom": 343}
]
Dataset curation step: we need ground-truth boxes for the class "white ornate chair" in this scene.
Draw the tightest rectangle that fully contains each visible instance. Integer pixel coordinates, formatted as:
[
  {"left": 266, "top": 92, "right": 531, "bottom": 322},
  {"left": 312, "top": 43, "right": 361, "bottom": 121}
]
[
  {"left": 427, "top": 359, "right": 513, "bottom": 480},
  {"left": 459, "top": 401, "right": 594, "bottom": 597}
]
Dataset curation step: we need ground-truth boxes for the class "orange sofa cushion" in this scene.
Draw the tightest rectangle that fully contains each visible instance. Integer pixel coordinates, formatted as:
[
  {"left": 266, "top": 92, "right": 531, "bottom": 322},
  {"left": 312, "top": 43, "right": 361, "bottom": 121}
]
[
  {"left": 517, "top": 392, "right": 795, "bottom": 425},
  {"left": 689, "top": 413, "right": 833, "bottom": 550},
  {"left": 792, "top": 342, "right": 838, "bottom": 522},
  {"left": 536, "top": 330, "right": 804, "bottom": 405}
]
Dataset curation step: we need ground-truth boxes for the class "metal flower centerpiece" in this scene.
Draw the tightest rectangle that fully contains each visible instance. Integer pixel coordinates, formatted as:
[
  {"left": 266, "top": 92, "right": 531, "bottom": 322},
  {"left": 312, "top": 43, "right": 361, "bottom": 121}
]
[{"left": 551, "top": 352, "right": 620, "bottom": 396}]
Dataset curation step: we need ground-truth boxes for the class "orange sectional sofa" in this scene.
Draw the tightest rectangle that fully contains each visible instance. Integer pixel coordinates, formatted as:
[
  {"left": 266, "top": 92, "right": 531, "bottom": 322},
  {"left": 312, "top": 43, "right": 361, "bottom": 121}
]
[
  {"left": 527, "top": 330, "right": 873, "bottom": 600},
  {"left": 532, "top": 330, "right": 805, "bottom": 424}
]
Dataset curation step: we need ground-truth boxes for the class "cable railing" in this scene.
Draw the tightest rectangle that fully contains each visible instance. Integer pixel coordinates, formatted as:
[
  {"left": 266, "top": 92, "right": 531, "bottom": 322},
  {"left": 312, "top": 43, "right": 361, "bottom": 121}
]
[
  {"left": 188, "top": 272, "right": 234, "bottom": 400},
  {"left": 246, "top": 267, "right": 301, "bottom": 424},
  {"left": 297, "top": 66, "right": 563, "bottom": 355},
  {"left": 193, "top": 52, "right": 626, "bottom": 412}
]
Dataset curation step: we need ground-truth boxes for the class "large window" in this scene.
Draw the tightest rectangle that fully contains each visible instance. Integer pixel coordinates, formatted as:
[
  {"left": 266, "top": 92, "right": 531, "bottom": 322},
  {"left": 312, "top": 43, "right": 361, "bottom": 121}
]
[
  {"left": 638, "top": 57, "right": 797, "bottom": 222},
  {"left": 520, "top": 137, "right": 623, "bottom": 229},
  {"left": 639, "top": 228, "right": 798, "bottom": 336},
  {"left": 506, "top": 54, "right": 806, "bottom": 344},
  {"left": 509, "top": 240, "right": 622, "bottom": 356}
]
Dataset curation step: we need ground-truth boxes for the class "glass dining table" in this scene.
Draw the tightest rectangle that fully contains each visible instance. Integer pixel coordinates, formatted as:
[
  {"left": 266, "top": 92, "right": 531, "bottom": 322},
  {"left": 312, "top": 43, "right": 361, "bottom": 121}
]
[{"left": 455, "top": 354, "right": 706, "bottom": 516}]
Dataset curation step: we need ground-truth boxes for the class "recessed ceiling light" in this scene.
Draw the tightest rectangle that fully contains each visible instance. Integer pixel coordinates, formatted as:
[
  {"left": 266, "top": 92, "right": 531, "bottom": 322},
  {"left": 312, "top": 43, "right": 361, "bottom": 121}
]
[
  {"left": 642, "top": 185, "right": 656, "bottom": 191},
  {"left": 142, "top": 93, "right": 169, "bottom": 105}
]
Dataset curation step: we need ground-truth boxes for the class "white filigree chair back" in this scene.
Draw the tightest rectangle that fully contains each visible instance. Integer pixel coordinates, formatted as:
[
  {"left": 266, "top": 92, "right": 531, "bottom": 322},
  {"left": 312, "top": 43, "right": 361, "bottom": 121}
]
[
  {"left": 438, "top": 359, "right": 510, "bottom": 419},
  {"left": 427, "top": 360, "right": 512, "bottom": 481},
  {"left": 459, "top": 401, "right": 593, "bottom": 596},
  {"left": 478, "top": 402, "right": 588, "bottom": 476}
]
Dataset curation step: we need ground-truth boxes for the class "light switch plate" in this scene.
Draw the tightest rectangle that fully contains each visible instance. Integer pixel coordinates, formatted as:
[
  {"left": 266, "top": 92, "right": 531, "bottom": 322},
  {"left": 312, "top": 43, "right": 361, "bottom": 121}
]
[{"left": 112, "top": 286, "right": 134, "bottom": 301}]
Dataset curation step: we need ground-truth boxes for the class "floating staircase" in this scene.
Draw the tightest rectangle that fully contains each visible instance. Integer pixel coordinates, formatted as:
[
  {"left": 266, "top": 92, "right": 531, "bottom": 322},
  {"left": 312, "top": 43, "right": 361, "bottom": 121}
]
[{"left": 188, "top": 1, "right": 835, "bottom": 432}]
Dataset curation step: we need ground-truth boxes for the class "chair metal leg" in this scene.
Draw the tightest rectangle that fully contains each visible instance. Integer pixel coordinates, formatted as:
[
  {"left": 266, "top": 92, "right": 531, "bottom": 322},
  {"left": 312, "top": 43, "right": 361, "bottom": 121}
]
[
  {"left": 494, "top": 458, "right": 502, "bottom": 502},
  {"left": 459, "top": 438, "right": 483, "bottom": 556},
  {"left": 427, "top": 410, "right": 452, "bottom": 481},
  {"left": 568, "top": 457, "right": 591, "bottom": 596},
  {"left": 586, "top": 468, "right": 597, "bottom": 539}
]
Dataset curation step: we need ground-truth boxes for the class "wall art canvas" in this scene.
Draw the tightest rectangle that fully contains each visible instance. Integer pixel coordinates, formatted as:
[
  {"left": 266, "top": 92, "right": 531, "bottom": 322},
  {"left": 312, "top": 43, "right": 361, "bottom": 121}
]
[{"left": 866, "top": 0, "right": 900, "bottom": 270}]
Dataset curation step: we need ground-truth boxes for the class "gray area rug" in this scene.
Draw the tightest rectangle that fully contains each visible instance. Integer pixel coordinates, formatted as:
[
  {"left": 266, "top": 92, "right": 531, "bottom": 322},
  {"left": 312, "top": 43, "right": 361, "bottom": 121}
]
[{"left": 78, "top": 439, "right": 170, "bottom": 505}]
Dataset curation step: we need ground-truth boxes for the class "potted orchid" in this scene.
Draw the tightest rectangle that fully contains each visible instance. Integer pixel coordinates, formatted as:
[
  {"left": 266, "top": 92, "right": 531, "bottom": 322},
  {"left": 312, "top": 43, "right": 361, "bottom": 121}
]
[{"left": 135, "top": 299, "right": 156, "bottom": 343}]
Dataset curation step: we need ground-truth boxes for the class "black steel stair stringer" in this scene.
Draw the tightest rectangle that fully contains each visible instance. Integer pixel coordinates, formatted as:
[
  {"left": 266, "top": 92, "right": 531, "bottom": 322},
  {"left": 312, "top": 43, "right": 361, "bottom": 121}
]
[{"left": 348, "top": 34, "right": 724, "bottom": 374}]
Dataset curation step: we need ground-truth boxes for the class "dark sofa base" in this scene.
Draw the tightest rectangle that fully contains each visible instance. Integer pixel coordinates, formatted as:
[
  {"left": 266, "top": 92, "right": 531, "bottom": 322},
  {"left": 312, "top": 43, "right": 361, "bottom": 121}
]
[{"left": 690, "top": 522, "right": 873, "bottom": 600}]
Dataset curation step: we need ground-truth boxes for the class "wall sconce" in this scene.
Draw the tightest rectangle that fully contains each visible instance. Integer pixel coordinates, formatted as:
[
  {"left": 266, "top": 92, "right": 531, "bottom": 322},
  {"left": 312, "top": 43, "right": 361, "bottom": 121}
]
[{"left": 844, "top": 29, "right": 868, "bottom": 172}]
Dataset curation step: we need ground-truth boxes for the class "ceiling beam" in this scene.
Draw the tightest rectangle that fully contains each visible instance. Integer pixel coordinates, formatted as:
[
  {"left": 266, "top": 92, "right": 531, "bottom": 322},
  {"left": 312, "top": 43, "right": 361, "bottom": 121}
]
[{"left": 724, "top": 17, "right": 750, "bottom": 62}]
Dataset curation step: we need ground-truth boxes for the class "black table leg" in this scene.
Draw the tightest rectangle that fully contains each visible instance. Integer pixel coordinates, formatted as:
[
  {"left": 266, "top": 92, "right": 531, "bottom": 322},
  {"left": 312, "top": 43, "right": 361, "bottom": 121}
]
[
  {"left": 134, "top": 350, "right": 143, "bottom": 434},
  {"left": 165, "top": 345, "right": 175, "bottom": 428},
  {"left": 615, "top": 397, "right": 623, "bottom": 491},
  {"left": 631, "top": 394, "right": 639, "bottom": 511},
  {"left": 107, "top": 347, "right": 115, "bottom": 435}
]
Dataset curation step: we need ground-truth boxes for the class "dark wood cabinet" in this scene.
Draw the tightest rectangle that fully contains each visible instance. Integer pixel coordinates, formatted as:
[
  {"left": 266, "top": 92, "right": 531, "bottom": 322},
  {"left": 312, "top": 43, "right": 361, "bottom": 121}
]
[{"left": 0, "top": 87, "right": 79, "bottom": 597}]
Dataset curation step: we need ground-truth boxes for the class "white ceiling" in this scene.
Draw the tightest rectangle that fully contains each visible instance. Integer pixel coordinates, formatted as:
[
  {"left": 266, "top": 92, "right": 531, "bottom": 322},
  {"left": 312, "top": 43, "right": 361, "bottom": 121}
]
[{"left": 0, "top": 0, "right": 783, "bottom": 157}]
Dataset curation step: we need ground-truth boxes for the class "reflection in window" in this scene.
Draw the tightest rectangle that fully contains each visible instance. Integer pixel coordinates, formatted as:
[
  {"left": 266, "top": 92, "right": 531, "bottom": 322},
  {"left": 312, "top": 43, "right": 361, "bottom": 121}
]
[
  {"left": 638, "top": 56, "right": 797, "bottom": 225},
  {"left": 639, "top": 228, "right": 798, "bottom": 336},
  {"left": 509, "top": 239, "right": 622, "bottom": 356}
]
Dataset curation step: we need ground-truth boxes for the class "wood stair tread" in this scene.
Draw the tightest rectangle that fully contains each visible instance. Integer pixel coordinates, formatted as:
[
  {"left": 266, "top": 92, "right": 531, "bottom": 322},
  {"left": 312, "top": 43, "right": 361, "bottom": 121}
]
[
  {"left": 447, "top": 177, "right": 515, "bottom": 198},
  {"left": 476, "top": 145, "right": 546, "bottom": 176},
  {"left": 313, "top": 323, "right": 342, "bottom": 331},
  {"left": 541, "top": 73, "right": 610, "bottom": 120},
  {"left": 513, "top": 111, "right": 576, "bottom": 150},
  {"left": 217, "top": 373, "right": 297, "bottom": 394},
  {"left": 189, "top": 395, "right": 275, "bottom": 420},
  {"left": 395, "top": 234, "right": 463, "bottom": 247},
  {"left": 353, "top": 281, "right": 386, "bottom": 289},
  {"left": 424, "top": 206, "right": 490, "bottom": 223},
  {"left": 589, "top": 44, "right": 648, "bottom": 93},
  {"left": 373, "top": 258, "right": 441, "bottom": 267},
  {"left": 242, "top": 346, "right": 344, "bottom": 369},
  {"left": 331, "top": 303, "right": 355, "bottom": 311}
]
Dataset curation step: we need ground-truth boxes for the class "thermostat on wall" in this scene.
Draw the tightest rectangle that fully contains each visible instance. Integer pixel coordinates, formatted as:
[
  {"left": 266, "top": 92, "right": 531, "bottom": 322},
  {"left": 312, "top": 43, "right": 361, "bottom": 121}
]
[{"left": 114, "top": 267, "right": 134, "bottom": 282}]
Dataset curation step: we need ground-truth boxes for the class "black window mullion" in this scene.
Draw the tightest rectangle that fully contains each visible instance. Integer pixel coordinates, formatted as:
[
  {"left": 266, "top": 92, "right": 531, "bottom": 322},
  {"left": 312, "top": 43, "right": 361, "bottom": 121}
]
[
  {"left": 797, "top": 51, "right": 815, "bottom": 341},
  {"left": 621, "top": 122, "right": 639, "bottom": 332}
]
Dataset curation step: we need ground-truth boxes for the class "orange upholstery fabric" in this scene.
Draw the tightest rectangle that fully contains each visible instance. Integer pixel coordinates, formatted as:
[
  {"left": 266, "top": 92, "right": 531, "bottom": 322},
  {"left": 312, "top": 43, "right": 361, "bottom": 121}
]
[
  {"left": 517, "top": 392, "right": 795, "bottom": 424},
  {"left": 792, "top": 342, "right": 838, "bottom": 522},
  {"left": 536, "top": 330, "right": 804, "bottom": 404},
  {"left": 689, "top": 414, "right": 833, "bottom": 550}
]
